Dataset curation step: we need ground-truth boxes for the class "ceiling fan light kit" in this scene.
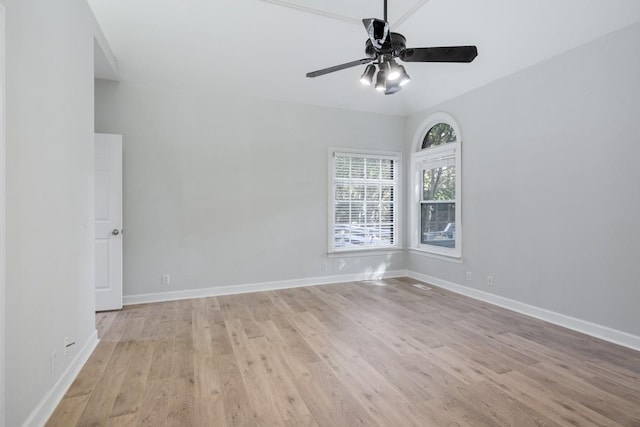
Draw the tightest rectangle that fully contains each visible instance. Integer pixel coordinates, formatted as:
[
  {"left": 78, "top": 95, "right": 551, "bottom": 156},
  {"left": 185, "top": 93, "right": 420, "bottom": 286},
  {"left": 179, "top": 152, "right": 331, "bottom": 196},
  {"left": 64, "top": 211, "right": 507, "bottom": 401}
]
[
  {"left": 360, "top": 64, "right": 376, "bottom": 85},
  {"left": 387, "top": 58, "right": 401, "bottom": 81},
  {"left": 385, "top": 80, "right": 402, "bottom": 95},
  {"left": 375, "top": 69, "right": 387, "bottom": 91},
  {"left": 306, "top": 0, "right": 478, "bottom": 95},
  {"left": 399, "top": 66, "right": 411, "bottom": 86},
  {"left": 368, "top": 56, "right": 405, "bottom": 93}
]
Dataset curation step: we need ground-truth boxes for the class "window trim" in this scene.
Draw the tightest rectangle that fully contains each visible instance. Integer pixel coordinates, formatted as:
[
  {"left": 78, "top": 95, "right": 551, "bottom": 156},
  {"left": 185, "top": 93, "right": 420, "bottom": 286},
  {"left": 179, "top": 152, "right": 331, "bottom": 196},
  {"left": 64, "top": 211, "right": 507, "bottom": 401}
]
[
  {"left": 409, "top": 113, "right": 462, "bottom": 259},
  {"left": 328, "top": 147, "right": 402, "bottom": 254}
]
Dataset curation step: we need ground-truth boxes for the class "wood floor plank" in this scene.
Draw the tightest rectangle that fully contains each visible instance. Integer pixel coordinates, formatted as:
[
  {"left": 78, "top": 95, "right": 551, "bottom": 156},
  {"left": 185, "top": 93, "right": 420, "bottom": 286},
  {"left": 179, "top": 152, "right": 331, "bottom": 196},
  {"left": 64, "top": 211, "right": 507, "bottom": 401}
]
[
  {"left": 45, "top": 394, "right": 90, "bottom": 427},
  {"left": 64, "top": 340, "right": 118, "bottom": 397},
  {"left": 331, "top": 322, "right": 437, "bottom": 402},
  {"left": 146, "top": 331, "right": 175, "bottom": 382},
  {"left": 96, "top": 311, "right": 119, "bottom": 337},
  {"left": 257, "top": 318, "right": 320, "bottom": 380},
  {"left": 423, "top": 345, "right": 497, "bottom": 385},
  {"left": 218, "top": 295, "right": 255, "bottom": 321},
  {"left": 453, "top": 380, "right": 561, "bottom": 427},
  {"left": 420, "top": 398, "right": 499, "bottom": 427},
  {"left": 166, "top": 374, "right": 195, "bottom": 426},
  {"left": 249, "top": 335, "right": 317, "bottom": 426},
  {"left": 105, "top": 413, "right": 139, "bottom": 427},
  {"left": 522, "top": 361, "right": 640, "bottom": 426},
  {"left": 293, "top": 361, "right": 379, "bottom": 427},
  {"left": 265, "top": 291, "right": 298, "bottom": 317},
  {"left": 47, "top": 277, "right": 640, "bottom": 427},
  {"left": 584, "top": 358, "right": 640, "bottom": 390},
  {"left": 193, "top": 353, "right": 225, "bottom": 427},
  {"left": 110, "top": 341, "right": 155, "bottom": 417},
  {"left": 265, "top": 316, "right": 320, "bottom": 366},
  {"left": 488, "top": 369, "right": 625, "bottom": 427},
  {"left": 135, "top": 379, "right": 170, "bottom": 427},
  {"left": 225, "top": 318, "right": 286, "bottom": 426},
  {"left": 167, "top": 340, "right": 195, "bottom": 426},
  {"left": 290, "top": 311, "right": 425, "bottom": 426},
  {"left": 75, "top": 316, "right": 146, "bottom": 426},
  {"left": 217, "top": 353, "right": 256, "bottom": 426},
  {"left": 191, "top": 299, "right": 227, "bottom": 426}
]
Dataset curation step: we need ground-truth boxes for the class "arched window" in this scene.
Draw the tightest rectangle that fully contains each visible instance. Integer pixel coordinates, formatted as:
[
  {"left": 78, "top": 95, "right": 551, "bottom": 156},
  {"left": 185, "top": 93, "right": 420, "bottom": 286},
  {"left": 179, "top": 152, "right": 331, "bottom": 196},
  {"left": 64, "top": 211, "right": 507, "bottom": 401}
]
[
  {"left": 410, "top": 113, "right": 461, "bottom": 258},
  {"left": 422, "top": 123, "right": 457, "bottom": 149}
]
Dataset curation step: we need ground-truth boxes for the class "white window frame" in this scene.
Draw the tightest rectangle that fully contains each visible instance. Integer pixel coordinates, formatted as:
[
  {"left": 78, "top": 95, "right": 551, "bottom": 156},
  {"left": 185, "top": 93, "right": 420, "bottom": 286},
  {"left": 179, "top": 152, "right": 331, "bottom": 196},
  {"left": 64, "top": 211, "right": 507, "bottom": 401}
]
[
  {"left": 328, "top": 147, "right": 402, "bottom": 254},
  {"left": 409, "top": 113, "right": 462, "bottom": 259}
]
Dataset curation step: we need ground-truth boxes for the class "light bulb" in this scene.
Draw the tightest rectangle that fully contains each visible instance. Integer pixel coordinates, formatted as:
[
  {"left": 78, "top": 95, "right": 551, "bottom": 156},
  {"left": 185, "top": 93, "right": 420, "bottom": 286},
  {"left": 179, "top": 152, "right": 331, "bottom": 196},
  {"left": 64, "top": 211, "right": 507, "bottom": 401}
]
[
  {"left": 398, "top": 65, "right": 411, "bottom": 86},
  {"left": 360, "top": 64, "right": 376, "bottom": 86},
  {"left": 375, "top": 70, "right": 387, "bottom": 91},
  {"left": 387, "top": 59, "right": 400, "bottom": 81}
]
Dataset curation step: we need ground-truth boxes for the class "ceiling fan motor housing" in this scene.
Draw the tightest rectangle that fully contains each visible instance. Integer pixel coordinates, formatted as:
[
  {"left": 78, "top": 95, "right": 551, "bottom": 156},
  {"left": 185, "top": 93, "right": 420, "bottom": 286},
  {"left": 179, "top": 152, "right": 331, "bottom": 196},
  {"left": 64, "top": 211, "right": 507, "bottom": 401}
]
[{"left": 365, "top": 32, "right": 407, "bottom": 58}]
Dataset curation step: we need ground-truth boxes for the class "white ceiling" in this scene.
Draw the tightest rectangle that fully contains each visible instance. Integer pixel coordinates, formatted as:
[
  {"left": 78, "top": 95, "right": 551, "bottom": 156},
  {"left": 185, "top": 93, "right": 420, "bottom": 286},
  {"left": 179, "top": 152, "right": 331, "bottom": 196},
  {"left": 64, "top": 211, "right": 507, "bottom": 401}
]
[
  {"left": 257, "top": 0, "right": 430, "bottom": 27},
  {"left": 88, "top": 0, "right": 640, "bottom": 116}
]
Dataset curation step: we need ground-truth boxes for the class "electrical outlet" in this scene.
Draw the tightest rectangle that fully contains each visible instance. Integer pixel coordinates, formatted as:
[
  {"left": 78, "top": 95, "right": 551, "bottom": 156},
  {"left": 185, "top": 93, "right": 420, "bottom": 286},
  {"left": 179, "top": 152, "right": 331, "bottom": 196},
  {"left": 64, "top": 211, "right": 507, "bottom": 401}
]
[
  {"left": 321, "top": 262, "right": 328, "bottom": 272},
  {"left": 162, "top": 274, "right": 170, "bottom": 285},
  {"left": 64, "top": 337, "right": 75, "bottom": 355},
  {"left": 466, "top": 272, "right": 472, "bottom": 281},
  {"left": 487, "top": 275, "right": 494, "bottom": 286}
]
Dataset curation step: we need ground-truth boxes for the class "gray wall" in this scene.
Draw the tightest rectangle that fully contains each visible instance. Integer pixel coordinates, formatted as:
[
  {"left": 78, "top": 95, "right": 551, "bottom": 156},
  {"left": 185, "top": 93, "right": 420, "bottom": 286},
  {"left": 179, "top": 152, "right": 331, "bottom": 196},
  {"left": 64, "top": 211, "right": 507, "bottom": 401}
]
[
  {"left": 407, "top": 23, "right": 640, "bottom": 336},
  {"left": 95, "top": 81, "right": 407, "bottom": 297},
  {"left": 5, "top": 0, "right": 97, "bottom": 425}
]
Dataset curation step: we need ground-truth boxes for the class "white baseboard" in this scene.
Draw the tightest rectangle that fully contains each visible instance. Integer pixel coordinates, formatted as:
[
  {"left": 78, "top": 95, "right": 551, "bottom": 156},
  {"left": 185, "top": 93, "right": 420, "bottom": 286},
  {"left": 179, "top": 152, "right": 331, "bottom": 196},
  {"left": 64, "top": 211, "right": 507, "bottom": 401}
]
[
  {"left": 122, "top": 268, "right": 639, "bottom": 352},
  {"left": 407, "top": 271, "right": 640, "bottom": 352},
  {"left": 123, "top": 270, "right": 409, "bottom": 306},
  {"left": 22, "top": 330, "right": 99, "bottom": 427}
]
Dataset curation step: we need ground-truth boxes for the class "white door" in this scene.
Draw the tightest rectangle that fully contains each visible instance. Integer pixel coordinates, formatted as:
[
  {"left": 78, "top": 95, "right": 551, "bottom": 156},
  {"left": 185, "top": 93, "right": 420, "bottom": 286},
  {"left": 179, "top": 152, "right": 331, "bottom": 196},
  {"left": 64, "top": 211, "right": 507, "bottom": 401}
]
[{"left": 95, "top": 133, "right": 123, "bottom": 311}]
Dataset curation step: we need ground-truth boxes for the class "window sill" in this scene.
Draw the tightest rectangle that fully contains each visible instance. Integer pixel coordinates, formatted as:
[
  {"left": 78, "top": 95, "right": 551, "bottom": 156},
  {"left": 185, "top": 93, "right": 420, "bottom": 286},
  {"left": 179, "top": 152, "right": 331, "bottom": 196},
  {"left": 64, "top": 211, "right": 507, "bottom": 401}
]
[
  {"left": 408, "top": 248, "right": 463, "bottom": 263},
  {"left": 327, "top": 248, "right": 404, "bottom": 258}
]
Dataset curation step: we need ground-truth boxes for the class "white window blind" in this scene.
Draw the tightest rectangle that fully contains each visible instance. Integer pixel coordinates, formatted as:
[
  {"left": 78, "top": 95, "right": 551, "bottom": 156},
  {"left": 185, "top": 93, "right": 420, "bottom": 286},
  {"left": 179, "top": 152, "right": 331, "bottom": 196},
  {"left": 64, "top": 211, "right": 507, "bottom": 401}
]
[
  {"left": 419, "top": 151, "right": 456, "bottom": 170},
  {"left": 330, "top": 151, "right": 400, "bottom": 252}
]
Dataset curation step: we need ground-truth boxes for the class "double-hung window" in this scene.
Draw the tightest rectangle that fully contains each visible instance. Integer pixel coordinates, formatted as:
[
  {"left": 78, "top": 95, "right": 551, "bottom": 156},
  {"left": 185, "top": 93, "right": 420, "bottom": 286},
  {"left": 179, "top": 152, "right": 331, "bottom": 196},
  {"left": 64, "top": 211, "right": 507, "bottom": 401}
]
[
  {"left": 329, "top": 149, "right": 401, "bottom": 253},
  {"left": 410, "top": 115, "right": 461, "bottom": 258}
]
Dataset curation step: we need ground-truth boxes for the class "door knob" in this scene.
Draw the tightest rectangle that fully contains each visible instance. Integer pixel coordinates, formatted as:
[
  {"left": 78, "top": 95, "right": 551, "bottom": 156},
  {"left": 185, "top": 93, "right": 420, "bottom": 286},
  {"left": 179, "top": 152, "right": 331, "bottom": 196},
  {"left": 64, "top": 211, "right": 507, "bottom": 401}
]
[{"left": 112, "top": 229, "right": 120, "bottom": 236}]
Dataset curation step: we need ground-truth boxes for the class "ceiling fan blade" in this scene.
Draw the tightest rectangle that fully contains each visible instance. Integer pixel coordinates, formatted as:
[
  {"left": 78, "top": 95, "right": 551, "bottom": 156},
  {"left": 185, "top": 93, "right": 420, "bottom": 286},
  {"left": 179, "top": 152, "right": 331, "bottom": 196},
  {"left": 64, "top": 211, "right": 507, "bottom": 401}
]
[
  {"left": 399, "top": 46, "right": 478, "bottom": 63},
  {"left": 306, "top": 58, "right": 373, "bottom": 78}
]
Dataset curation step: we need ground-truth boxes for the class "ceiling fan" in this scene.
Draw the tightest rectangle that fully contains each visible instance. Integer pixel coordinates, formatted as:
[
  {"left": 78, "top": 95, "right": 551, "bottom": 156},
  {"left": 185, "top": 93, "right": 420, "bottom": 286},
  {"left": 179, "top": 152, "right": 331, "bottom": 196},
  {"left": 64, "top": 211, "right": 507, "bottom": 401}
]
[{"left": 306, "top": 0, "right": 478, "bottom": 95}]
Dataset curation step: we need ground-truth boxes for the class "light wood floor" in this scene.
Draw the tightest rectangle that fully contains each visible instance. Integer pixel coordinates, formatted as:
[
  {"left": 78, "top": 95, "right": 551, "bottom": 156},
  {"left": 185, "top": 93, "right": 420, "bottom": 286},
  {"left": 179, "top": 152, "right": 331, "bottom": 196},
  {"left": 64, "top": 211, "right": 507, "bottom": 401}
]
[{"left": 47, "top": 278, "right": 640, "bottom": 426}]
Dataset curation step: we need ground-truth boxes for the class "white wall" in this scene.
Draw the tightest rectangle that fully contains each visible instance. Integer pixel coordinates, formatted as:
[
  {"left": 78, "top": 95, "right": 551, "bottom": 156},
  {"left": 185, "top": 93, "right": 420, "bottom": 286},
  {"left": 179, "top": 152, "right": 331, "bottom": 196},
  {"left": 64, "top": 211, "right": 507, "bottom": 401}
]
[
  {"left": 5, "top": 0, "right": 98, "bottom": 425},
  {"left": 407, "top": 23, "right": 640, "bottom": 337},
  {"left": 0, "top": 3, "right": 5, "bottom": 425},
  {"left": 95, "top": 81, "right": 407, "bottom": 298}
]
